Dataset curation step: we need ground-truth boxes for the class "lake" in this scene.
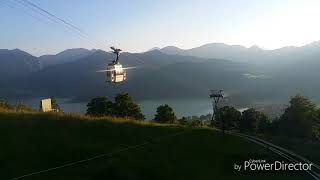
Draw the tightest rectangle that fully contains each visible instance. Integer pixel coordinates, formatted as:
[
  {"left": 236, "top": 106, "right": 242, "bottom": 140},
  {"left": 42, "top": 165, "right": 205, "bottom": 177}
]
[{"left": 8, "top": 98, "right": 215, "bottom": 119}]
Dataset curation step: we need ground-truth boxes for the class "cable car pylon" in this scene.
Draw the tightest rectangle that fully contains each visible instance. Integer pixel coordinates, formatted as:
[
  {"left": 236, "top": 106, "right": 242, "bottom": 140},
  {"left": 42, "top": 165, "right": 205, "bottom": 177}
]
[{"left": 209, "top": 90, "right": 224, "bottom": 134}]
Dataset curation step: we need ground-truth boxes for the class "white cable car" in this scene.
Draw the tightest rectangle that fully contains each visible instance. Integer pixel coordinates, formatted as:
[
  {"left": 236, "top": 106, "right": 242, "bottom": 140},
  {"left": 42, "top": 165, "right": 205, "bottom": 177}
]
[
  {"left": 97, "top": 47, "right": 135, "bottom": 83},
  {"left": 106, "top": 62, "right": 126, "bottom": 83}
]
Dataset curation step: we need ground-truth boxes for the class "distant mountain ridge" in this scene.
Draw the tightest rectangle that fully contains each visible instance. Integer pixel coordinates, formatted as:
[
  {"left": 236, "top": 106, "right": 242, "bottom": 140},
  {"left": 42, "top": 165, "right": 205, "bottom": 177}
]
[
  {"left": 1, "top": 49, "right": 251, "bottom": 103},
  {"left": 0, "top": 49, "right": 40, "bottom": 80},
  {"left": 2, "top": 41, "right": 320, "bottom": 104},
  {"left": 159, "top": 41, "right": 320, "bottom": 65},
  {"left": 39, "top": 48, "right": 96, "bottom": 68}
]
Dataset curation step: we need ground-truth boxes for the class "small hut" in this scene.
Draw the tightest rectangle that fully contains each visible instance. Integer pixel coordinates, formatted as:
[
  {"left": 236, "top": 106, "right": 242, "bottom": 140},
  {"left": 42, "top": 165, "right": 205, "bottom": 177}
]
[{"left": 39, "top": 98, "right": 52, "bottom": 112}]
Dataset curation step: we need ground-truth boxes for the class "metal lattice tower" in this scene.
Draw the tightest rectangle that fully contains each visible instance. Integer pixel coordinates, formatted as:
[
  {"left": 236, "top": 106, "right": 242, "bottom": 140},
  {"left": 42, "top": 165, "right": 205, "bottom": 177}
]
[{"left": 209, "top": 90, "right": 224, "bottom": 134}]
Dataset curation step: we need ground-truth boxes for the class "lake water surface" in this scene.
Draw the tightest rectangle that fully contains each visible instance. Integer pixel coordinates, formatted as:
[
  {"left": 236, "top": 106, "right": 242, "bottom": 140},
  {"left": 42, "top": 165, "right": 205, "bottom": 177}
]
[{"left": 8, "top": 98, "right": 214, "bottom": 119}]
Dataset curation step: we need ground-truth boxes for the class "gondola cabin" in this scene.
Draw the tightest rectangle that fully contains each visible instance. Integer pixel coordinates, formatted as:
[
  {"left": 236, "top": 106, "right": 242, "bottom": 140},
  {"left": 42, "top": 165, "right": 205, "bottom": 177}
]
[{"left": 106, "top": 63, "right": 126, "bottom": 83}]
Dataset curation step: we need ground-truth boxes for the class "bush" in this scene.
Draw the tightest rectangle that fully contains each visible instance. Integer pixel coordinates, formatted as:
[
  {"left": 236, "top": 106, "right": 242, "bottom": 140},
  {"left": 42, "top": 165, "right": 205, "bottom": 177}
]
[
  {"left": 240, "top": 108, "right": 269, "bottom": 133},
  {"left": 278, "top": 95, "right": 319, "bottom": 139},
  {"left": 0, "top": 100, "right": 13, "bottom": 110},
  {"left": 86, "top": 94, "right": 145, "bottom": 120},
  {"left": 51, "top": 96, "right": 61, "bottom": 112},
  {"left": 86, "top": 96, "right": 114, "bottom": 116},
  {"left": 190, "top": 119, "right": 202, "bottom": 127},
  {"left": 15, "top": 102, "right": 35, "bottom": 112},
  {"left": 257, "top": 114, "right": 271, "bottom": 134},
  {"left": 114, "top": 93, "right": 145, "bottom": 120},
  {"left": 178, "top": 117, "right": 189, "bottom": 125},
  {"left": 154, "top": 104, "right": 176, "bottom": 124},
  {"left": 216, "top": 106, "right": 241, "bottom": 130}
]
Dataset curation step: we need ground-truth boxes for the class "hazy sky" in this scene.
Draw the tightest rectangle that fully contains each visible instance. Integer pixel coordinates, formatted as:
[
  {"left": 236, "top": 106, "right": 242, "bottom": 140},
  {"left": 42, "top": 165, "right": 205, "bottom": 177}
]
[{"left": 1, "top": 0, "right": 320, "bottom": 56}]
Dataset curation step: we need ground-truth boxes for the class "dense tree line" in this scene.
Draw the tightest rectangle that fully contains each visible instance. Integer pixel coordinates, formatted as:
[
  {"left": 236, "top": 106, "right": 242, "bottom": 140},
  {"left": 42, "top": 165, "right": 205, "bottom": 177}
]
[
  {"left": 212, "top": 95, "right": 320, "bottom": 141},
  {"left": 151, "top": 94, "right": 320, "bottom": 141},
  {"left": 85, "top": 93, "right": 320, "bottom": 141}
]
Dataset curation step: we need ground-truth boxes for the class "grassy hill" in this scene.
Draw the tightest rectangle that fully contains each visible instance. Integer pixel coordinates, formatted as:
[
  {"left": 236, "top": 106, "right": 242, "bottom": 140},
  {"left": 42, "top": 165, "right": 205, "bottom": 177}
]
[{"left": 0, "top": 112, "right": 309, "bottom": 180}]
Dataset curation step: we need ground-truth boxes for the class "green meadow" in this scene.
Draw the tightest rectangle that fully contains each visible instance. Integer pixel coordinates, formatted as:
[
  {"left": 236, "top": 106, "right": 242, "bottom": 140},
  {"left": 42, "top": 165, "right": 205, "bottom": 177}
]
[{"left": 0, "top": 111, "right": 309, "bottom": 180}]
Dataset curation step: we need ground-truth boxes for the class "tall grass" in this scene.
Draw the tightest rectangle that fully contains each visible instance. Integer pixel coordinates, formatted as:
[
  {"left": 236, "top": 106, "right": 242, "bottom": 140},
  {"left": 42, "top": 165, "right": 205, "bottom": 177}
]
[{"left": 0, "top": 100, "right": 36, "bottom": 113}]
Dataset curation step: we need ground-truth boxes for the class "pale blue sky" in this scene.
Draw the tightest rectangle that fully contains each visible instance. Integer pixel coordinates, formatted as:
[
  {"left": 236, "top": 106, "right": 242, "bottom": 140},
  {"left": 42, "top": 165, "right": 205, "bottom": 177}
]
[{"left": 1, "top": 0, "right": 320, "bottom": 56}]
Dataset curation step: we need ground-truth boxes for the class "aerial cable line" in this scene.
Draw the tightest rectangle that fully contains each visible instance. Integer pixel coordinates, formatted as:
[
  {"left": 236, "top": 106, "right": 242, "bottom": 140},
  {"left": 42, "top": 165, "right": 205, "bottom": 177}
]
[
  {"left": 2, "top": 0, "right": 60, "bottom": 28},
  {"left": 0, "top": 0, "right": 44, "bottom": 24},
  {"left": 21, "top": 0, "right": 86, "bottom": 36},
  {"left": 14, "top": 0, "right": 78, "bottom": 32},
  {"left": 12, "top": 0, "right": 107, "bottom": 49},
  {"left": 9, "top": 0, "right": 100, "bottom": 49},
  {"left": 19, "top": 0, "right": 107, "bottom": 49},
  {"left": 16, "top": 0, "right": 103, "bottom": 49},
  {"left": 4, "top": 0, "right": 147, "bottom": 65},
  {"left": 20, "top": 0, "right": 96, "bottom": 42}
]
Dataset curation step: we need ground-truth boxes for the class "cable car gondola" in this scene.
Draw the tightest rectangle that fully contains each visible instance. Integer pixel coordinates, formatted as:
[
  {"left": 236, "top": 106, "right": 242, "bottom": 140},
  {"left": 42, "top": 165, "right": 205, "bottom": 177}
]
[{"left": 97, "top": 47, "right": 136, "bottom": 83}]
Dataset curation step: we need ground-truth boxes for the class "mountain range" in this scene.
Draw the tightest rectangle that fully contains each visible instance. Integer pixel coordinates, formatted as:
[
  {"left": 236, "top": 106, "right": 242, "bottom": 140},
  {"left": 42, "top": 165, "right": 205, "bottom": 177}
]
[
  {"left": 39, "top": 48, "right": 96, "bottom": 68},
  {"left": 0, "top": 49, "right": 40, "bottom": 80},
  {"left": 2, "top": 41, "right": 320, "bottom": 106}
]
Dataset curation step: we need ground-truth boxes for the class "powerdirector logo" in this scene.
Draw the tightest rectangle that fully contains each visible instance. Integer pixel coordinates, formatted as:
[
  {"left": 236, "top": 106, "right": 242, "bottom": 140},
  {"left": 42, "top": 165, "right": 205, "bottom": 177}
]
[{"left": 233, "top": 159, "right": 312, "bottom": 172}]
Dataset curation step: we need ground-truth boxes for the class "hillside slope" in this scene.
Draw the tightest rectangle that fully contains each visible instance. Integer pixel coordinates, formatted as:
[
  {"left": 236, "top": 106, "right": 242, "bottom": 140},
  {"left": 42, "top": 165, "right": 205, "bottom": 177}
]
[
  {"left": 0, "top": 49, "right": 40, "bottom": 80},
  {"left": 0, "top": 112, "right": 308, "bottom": 180}
]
